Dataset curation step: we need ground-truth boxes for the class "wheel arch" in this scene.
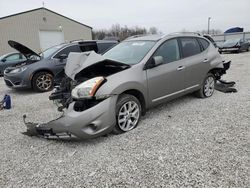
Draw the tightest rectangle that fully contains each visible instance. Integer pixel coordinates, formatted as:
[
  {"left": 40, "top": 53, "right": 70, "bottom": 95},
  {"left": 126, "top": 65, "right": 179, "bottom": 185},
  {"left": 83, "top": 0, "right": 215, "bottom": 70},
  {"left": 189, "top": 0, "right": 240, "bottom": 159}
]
[
  {"left": 30, "top": 69, "right": 54, "bottom": 88},
  {"left": 208, "top": 68, "right": 223, "bottom": 80},
  {"left": 121, "top": 89, "right": 146, "bottom": 116}
]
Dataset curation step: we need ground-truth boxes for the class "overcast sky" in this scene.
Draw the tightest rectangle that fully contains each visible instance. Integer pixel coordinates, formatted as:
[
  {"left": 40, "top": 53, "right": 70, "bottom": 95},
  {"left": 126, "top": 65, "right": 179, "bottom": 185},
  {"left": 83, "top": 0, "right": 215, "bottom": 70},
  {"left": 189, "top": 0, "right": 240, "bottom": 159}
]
[{"left": 0, "top": 0, "right": 249, "bottom": 33}]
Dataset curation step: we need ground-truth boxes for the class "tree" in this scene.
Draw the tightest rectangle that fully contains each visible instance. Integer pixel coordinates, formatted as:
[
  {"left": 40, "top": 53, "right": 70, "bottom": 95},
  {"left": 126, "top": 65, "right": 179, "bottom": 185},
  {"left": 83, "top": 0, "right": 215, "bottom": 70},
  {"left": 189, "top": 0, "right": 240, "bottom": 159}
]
[
  {"left": 93, "top": 24, "right": 161, "bottom": 41},
  {"left": 148, "top": 27, "right": 159, "bottom": 34}
]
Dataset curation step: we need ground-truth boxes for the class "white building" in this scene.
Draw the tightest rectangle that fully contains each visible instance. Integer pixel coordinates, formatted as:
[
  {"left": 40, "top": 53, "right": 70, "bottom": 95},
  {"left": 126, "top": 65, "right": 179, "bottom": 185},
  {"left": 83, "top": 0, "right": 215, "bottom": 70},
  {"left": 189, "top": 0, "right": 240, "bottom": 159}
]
[{"left": 0, "top": 7, "right": 92, "bottom": 55}]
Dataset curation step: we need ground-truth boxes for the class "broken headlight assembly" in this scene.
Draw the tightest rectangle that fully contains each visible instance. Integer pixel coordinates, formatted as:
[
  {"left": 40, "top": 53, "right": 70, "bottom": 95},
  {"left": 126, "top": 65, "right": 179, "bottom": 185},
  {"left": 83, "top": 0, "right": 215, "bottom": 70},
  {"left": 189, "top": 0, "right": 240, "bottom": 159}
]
[{"left": 71, "top": 76, "right": 106, "bottom": 99}]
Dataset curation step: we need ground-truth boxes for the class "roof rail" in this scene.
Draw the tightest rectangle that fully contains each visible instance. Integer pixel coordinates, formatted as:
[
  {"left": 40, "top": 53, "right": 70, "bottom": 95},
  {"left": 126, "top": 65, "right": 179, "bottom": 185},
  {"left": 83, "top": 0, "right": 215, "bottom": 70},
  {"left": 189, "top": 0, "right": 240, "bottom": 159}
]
[
  {"left": 69, "top": 39, "right": 85, "bottom": 43},
  {"left": 167, "top": 32, "right": 201, "bottom": 37},
  {"left": 125, "top": 34, "right": 148, "bottom": 40}
]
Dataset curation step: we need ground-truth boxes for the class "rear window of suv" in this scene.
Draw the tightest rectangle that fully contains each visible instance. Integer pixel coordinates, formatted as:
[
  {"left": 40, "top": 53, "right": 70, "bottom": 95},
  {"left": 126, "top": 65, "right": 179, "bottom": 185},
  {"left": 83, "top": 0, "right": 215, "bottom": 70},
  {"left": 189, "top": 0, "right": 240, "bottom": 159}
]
[
  {"left": 180, "top": 37, "right": 201, "bottom": 58},
  {"left": 198, "top": 38, "right": 210, "bottom": 51}
]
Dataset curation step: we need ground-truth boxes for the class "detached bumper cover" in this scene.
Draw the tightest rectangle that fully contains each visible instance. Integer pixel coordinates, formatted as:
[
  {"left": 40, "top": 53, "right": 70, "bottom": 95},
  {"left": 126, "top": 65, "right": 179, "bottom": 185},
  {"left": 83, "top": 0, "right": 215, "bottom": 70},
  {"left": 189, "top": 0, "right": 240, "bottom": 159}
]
[
  {"left": 215, "top": 80, "right": 237, "bottom": 93},
  {"left": 23, "top": 96, "right": 117, "bottom": 139}
]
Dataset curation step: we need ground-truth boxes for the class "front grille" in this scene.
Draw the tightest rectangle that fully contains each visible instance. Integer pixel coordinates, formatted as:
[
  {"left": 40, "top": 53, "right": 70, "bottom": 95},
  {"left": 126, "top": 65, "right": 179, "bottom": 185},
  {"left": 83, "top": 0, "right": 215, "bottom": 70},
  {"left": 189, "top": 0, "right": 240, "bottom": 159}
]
[{"left": 4, "top": 79, "right": 13, "bottom": 87}]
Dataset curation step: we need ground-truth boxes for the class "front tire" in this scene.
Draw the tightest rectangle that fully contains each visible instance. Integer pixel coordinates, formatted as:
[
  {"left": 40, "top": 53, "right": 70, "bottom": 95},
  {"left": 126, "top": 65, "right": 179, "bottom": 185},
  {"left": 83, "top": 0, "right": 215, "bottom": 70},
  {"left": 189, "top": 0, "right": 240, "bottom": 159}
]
[
  {"left": 113, "top": 94, "right": 141, "bottom": 134},
  {"left": 195, "top": 73, "right": 215, "bottom": 98},
  {"left": 32, "top": 71, "right": 54, "bottom": 92}
]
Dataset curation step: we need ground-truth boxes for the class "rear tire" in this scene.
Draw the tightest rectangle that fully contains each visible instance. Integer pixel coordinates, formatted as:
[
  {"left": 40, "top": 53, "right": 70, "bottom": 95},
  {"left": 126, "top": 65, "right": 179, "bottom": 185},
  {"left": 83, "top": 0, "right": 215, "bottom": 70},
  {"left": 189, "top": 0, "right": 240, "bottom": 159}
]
[
  {"left": 32, "top": 71, "right": 54, "bottom": 92},
  {"left": 113, "top": 94, "right": 141, "bottom": 134},
  {"left": 195, "top": 73, "right": 215, "bottom": 98}
]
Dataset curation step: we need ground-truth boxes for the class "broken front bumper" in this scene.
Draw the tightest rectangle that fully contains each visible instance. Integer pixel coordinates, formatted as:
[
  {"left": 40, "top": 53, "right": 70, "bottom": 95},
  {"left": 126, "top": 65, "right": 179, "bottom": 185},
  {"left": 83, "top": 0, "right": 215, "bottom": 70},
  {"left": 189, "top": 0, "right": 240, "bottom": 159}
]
[
  {"left": 23, "top": 96, "right": 118, "bottom": 139},
  {"left": 219, "top": 47, "right": 239, "bottom": 52}
]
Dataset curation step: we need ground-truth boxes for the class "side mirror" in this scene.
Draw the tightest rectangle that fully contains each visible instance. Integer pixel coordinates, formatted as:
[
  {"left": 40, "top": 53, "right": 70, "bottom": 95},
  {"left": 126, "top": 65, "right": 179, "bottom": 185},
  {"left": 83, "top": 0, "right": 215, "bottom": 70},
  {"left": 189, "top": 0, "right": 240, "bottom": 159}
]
[
  {"left": 145, "top": 56, "right": 164, "bottom": 69},
  {"left": 58, "top": 54, "right": 68, "bottom": 61},
  {"left": 153, "top": 56, "right": 164, "bottom": 67},
  {"left": 1, "top": 58, "right": 6, "bottom": 62}
]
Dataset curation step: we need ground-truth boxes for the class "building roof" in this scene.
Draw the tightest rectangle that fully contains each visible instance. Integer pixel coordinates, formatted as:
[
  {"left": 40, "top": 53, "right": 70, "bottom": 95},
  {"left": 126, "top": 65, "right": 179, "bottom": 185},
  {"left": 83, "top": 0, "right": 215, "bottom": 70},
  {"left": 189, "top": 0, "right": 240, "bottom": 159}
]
[{"left": 0, "top": 7, "right": 92, "bottom": 29}]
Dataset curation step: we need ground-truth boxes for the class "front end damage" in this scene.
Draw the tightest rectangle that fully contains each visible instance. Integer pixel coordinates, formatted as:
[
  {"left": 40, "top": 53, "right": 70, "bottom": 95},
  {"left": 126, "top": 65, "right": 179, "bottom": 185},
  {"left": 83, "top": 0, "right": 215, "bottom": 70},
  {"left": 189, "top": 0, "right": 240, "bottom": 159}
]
[
  {"left": 22, "top": 51, "right": 130, "bottom": 139},
  {"left": 23, "top": 96, "right": 118, "bottom": 139}
]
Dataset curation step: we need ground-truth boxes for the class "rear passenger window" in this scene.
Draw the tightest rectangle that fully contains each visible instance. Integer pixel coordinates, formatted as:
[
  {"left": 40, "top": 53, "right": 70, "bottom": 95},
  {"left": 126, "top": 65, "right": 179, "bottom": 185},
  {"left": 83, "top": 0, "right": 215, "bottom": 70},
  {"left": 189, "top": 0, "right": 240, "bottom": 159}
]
[
  {"left": 80, "top": 44, "right": 98, "bottom": 53},
  {"left": 198, "top": 38, "right": 210, "bottom": 51},
  {"left": 153, "top": 39, "right": 180, "bottom": 63},
  {"left": 180, "top": 38, "right": 201, "bottom": 58}
]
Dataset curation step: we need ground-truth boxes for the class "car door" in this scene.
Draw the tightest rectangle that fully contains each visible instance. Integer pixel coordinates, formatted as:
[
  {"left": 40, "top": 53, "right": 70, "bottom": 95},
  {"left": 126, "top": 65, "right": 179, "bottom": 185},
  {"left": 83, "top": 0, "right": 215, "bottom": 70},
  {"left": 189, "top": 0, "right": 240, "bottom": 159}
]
[
  {"left": 51, "top": 44, "right": 81, "bottom": 74},
  {"left": 179, "top": 37, "right": 209, "bottom": 88},
  {"left": 146, "top": 38, "right": 187, "bottom": 104}
]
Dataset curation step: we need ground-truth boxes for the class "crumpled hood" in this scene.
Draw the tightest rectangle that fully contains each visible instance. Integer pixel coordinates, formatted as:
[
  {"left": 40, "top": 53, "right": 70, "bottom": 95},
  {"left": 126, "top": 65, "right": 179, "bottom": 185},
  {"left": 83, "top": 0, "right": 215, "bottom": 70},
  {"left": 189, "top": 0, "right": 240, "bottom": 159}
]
[
  {"left": 8, "top": 40, "right": 40, "bottom": 59},
  {"left": 65, "top": 51, "right": 130, "bottom": 80}
]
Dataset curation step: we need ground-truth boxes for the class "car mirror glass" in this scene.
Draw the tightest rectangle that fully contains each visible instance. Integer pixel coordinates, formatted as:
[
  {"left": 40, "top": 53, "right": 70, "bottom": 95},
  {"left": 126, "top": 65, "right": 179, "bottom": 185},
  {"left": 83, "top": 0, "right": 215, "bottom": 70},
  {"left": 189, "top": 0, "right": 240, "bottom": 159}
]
[
  {"left": 153, "top": 56, "right": 164, "bottom": 67},
  {"left": 144, "top": 56, "right": 164, "bottom": 70}
]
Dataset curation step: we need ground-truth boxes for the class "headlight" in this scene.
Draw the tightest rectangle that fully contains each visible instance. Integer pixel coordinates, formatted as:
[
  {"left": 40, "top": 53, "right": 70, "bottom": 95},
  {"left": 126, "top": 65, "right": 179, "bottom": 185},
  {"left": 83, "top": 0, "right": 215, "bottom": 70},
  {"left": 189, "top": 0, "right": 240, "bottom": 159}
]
[
  {"left": 9, "top": 67, "right": 27, "bottom": 74},
  {"left": 71, "top": 77, "right": 105, "bottom": 99}
]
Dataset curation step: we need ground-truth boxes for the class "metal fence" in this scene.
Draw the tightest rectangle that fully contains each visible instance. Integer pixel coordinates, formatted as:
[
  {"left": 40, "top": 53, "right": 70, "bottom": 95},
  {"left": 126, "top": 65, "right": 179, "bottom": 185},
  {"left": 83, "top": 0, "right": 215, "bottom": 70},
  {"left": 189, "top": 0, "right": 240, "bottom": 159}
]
[{"left": 212, "top": 32, "right": 250, "bottom": 45}]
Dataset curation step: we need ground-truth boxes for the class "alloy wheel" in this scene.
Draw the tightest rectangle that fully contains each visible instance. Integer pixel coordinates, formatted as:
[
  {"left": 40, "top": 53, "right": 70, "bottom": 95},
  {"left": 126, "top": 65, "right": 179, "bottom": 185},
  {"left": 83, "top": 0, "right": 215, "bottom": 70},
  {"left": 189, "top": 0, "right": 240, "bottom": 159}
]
[
  {"left": 118, "top": 101, "right": 140, "bottom": 131},
  {"left": 204, "top": 76, "right": 215, "bottom": 97},
  {"left": 36, "top": 74, "right": 52, "bottom": 91}
]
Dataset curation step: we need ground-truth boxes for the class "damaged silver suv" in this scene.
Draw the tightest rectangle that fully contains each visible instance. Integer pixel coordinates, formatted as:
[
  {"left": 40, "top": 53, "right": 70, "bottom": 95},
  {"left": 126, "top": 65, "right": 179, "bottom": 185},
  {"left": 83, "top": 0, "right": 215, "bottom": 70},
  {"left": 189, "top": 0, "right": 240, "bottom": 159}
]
[{"left": 23, "top": 33, "right": 231, "bottom": 139}]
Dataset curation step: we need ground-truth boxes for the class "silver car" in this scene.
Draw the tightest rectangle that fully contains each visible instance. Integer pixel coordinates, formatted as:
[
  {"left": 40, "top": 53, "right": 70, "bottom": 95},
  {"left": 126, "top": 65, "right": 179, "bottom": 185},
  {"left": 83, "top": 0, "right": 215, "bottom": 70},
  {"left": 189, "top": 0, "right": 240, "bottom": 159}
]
[{"left": 23, "top": 33, "right": 231, "bottom": 139}]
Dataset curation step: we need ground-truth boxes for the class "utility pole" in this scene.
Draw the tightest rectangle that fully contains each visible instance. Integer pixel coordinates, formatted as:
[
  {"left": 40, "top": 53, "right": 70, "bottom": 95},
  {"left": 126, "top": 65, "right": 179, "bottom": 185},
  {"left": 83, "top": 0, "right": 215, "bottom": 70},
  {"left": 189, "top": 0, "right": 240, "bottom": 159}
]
[{"left": 207, "top": 17, "right": 211, "bottom": 34}]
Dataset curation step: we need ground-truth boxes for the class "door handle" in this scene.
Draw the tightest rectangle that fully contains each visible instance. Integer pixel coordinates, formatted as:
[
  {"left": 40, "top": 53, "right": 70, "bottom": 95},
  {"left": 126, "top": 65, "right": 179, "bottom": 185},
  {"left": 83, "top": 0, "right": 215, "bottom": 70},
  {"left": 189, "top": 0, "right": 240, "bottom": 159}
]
[
  {"left": 177, "top": 66, "right": 185, "bottom": 71},
  {"left": 203, "top": 59, "right": 209, "bottom": 63}
]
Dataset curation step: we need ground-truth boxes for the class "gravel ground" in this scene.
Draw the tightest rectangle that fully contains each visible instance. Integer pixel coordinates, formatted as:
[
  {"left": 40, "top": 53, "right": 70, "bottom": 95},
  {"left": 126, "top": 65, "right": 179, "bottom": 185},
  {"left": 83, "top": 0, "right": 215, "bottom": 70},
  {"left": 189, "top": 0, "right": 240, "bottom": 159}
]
[{"left": 0, "top": 52, "right": 249, "bottom": 187}]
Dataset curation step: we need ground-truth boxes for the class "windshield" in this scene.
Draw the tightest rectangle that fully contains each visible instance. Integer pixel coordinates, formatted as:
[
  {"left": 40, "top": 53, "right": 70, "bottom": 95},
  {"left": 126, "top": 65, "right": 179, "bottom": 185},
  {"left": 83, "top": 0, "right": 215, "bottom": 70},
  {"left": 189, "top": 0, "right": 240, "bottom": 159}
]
[
  {"left": 103, "top": 41, "right": 155, "bottom": 65},
  {"left": 224, "top": 38, "right": 240, "bottom": 45},
  {"left": 40, "top": 44, "right": 65, "bottom": 59}
]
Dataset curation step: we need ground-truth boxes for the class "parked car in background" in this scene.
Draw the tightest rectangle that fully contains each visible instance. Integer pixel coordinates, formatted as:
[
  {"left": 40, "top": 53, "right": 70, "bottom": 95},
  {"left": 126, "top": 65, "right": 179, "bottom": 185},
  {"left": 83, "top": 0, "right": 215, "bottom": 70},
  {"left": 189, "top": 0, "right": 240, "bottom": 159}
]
[
  {"left": 0, "top": 52, "right": 26, "bottom": 76},
  {"left": 4, "top": 40, "right": 117, "bottom": 92},
  {"left": 24, "top": 33, "right": 232, "bottom": 139},
  {"left": 218, "top": 38, "right": 249, "bottom": 53}
]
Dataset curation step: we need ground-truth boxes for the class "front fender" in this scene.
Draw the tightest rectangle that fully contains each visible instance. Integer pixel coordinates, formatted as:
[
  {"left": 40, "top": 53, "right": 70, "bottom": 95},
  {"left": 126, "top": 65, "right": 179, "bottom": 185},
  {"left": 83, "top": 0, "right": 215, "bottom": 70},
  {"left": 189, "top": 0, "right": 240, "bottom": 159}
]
[{"left": 95, "top": 64, "right": 148, "bottom": 105}]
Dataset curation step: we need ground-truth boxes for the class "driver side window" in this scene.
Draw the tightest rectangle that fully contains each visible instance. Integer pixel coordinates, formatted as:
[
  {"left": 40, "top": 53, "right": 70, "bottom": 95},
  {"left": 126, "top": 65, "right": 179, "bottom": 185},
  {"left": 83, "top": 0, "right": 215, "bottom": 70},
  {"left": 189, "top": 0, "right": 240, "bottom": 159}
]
[
  {"left": 153, "top": 39, "right": 180, "bottom": 64},
  {"left": 54, "top": 45, "right": 81, "bottom": 59}
]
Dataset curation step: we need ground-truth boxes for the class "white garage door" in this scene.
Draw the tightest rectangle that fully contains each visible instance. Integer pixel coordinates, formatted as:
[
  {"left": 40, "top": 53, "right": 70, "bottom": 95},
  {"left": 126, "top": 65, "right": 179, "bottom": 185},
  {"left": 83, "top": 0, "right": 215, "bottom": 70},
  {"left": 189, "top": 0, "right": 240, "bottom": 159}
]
[{"left": 39, "top": 30, "right": 65, "bottom": 51}]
